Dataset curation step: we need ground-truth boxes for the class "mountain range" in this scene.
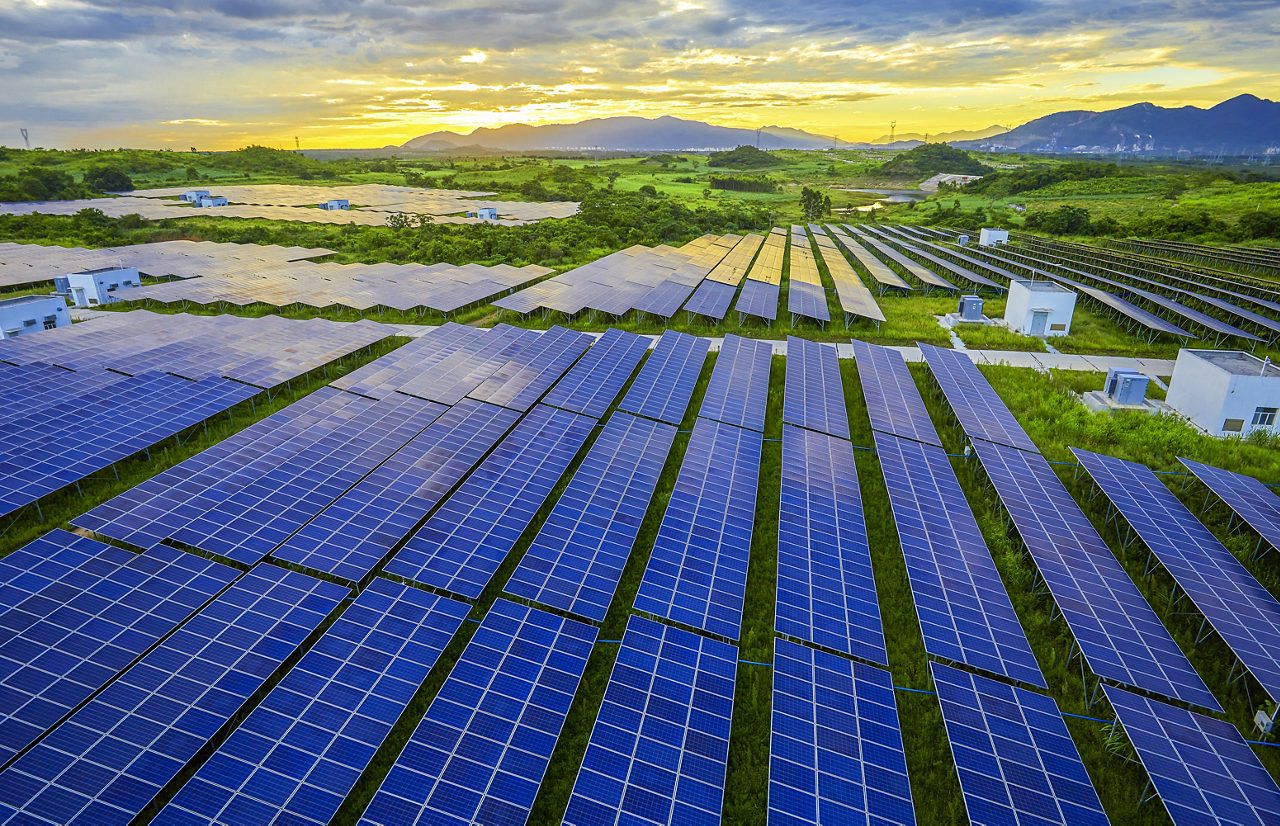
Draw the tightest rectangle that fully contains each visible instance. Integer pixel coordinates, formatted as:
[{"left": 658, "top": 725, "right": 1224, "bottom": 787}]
[{"left": 398, "top": 95, "right": 1279, "bottom": 154}]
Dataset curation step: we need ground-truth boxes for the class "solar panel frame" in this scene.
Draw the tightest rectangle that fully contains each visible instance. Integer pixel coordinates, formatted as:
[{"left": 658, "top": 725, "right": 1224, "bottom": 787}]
[
  {"left": 736, "top": 277, "right": 780, "bottom": 321},
  {"left": 542, "top": 327, "right": 650, "bottom": 419},
  {"left": 1180, "top": 457, "right": 1280, "bottom": 557},
  {"left": 782, "top": 336, "right": 849, "bottom": 439},
  {"left": 851, "top": 339, "right": 942, "bottom": 447},
  {"left": 618, "top": 329, "right": 710, "bottom": 426},
  {"left": 698, "top": 334, "right": 773, "bottom": 432},
  {"left": 919, "top": 342, "right": 1040, "bottom": 453}
]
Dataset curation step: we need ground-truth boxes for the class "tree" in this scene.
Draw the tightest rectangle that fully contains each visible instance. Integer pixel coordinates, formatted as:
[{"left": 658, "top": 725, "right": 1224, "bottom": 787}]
[
  {"left": 185, "top": 166, "right": 200, "bottom": 181},
  {"left": 800, "top": 187, "right": 825, "bottom": 221},
  {"left": 638, "top": 184, "right": 658, "bottom": 196},
  {"left": 83, "top": 166, "right": 134, "bottom": 192}
]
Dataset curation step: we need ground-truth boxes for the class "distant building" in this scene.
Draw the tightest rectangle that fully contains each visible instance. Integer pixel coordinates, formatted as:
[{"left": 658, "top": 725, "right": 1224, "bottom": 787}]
[
  {"left": 978, "top": 228, "right": 1009, "bottom": 246},
  {"left": 63, "top": 267, "right": 141, "bottom": 308},
  {"left": 1005, "top": 279, "right": 1075, "bottom": 336},
  {"left": 180, "top": 190, "right": 210, "bottom": 203},
  {"left": 476, "top": 207, "right": 499, "bottom": 221},
  {"left": 1166, "top": 349, "right": 1280, "bottom": 437},
  {"left": 0, "top": 295, "right": 69, "bottom": 339},
  {"left": 196, "top": 195, "right": 228, "bottom": 208},
  {"left": 319, "top": 199, "right": 350, "bottom": 210}
]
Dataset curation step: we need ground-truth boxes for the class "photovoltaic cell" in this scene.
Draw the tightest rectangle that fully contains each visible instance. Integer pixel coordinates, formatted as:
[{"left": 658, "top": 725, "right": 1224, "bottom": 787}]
[
  {"left": 386, "top": 404, "right": 596, "bottom": 599},
  {"left": 1104, "top": 685, "right": 1280, "bottom": 826},
  {"left": 1180, "top": 457, "right": 1280, "bottom": 557},
  {"left": 782, "top": 336, "right": 849, "bottom": 439},
  {"left": 618, "top": 329, "right": 709, "bottom": 425},
  {"left": 972, "top": 439, "right": 1219, "bottom": 710},
  {"left": 736, "top": 278, "right": 780, "bottom": 322},
  {"left": 155, "top": 579, "right": 468, "bottom": 826},
  {"left": 932, "top": 663, "right": 1107, "bottom": 825},
  {"left": 542, "top": 327, "right": 650, "bottom": 419},
  {"left": 769, "top": 639, "right": 914, "bottom": 826},
  {"left": 634, "top": 417, "right": 762, "bottom": 639},
  {"left": 0, "top": 529, "right": 129, "bottom": 615},
  {"left": 683, "top": 279, "right": 738, "bottom": 321},
  {"left": 357, "top": 599, "right": 596, "bottom": 826},
  {"left": 505, "top": 412, "right": 675, "bottom": 622},
  {"left": 851, "top": 339, "right": 941, "bottom": 447},
  {"left": 919, "top": 343, "right": 1039, "bottom": 453},
  {"left": 564, "top": 616, "right": 736, "bottom": 826},
  {"left": 776, "top": 425, "right": 885, "bottom": 663},
  {"left": 467, "top": 325, "right": 593, "bottom": 411},
  {"left": 0, "top": 566, "right": 347, "bottom": 825},
  {"left": 875, "top": 433, "right": 1044, "bottom": 687},
  {"left": 698, "top": 334, "right": 772, "bottom": 432}
]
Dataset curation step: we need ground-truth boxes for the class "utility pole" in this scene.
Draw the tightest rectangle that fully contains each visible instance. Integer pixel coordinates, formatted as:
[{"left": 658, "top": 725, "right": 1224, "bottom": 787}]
[
  {"left": 755, "top": 128, "right": 761, "bottom": 148},
  {"left": 295, "top": 136, "right": 300, "bottom": 151}
]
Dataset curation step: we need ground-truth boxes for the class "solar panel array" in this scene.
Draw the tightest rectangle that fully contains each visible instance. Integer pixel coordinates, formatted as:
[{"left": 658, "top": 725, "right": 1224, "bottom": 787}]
[
  {"left": 564, "top": 616, "right": 737, "bottom": 826},
  {"left": 1104, "top": 686, "right": 1280, "bottom": 825},
  {"left": 811, "top": 230, "right": 885, "bottom": 323},
  {"left": 919, "top": 342, "right": 1039, "bottom": 453},
  {"left": 735, "top": 277, "right": 781, "bottom": 322},
  {"left": 633, "top": 416, "right": 762, "bottom": 639},
  {"left": 1181, "top": 457, "right": 1280, "bottom": 556},
  {"left": 861, "top": 228, "right": 1002, "bottom": 291},
  {"left": 158, "top": 579, "right": 468, "bottom": 826},
  {"left": 698, "top": 334, "right": 773, "bottom": 432},
  {"left": 0, "top": 530, "right": 119, "bottom": 614},
  {"left": 827, "top": 226, "right": 913, "bottom": 292},
  {"left": 852, "top": 339, "right": 943, "bottom": 447},
  {"left": 932, "top": 663, "right": 1107, "bottom": 825},
  {"left": 847, "top": 226, "right": 955, "bottom": 290},
  {"left": 769, "top": 639, "right": 914, "bottom": 825},
  {"left": 1075, "top": 448, "right": 1280, "bottom": 704},
  {"left": 542, "top": 327, "right": 650, "bottom": 418},
  {"left": 618, "top": 329, "right": 709, "bottom": 425},
  {"left": 358, "top": 599, "right": 596, "bottom": 826},
  {"left": 787, "top": 230, "right": 831, "bottom": 323},
  {"left": 782, "top": 336, "right": 849, "bottom": 439}
]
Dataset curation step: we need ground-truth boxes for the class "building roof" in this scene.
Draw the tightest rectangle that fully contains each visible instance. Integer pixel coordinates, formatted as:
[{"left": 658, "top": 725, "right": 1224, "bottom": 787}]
[
  {"left": 75, "top": 266, "right": 137, "bottom": 275},
  {"left": 1187, "top": 349, "right": 1280, "bottom": 378},
  {"left": 0, "top": 294, "right": 64, "bottom": 309},
  {"left": 1012, "top": 278, "right": 1072, "bottom": 293}
]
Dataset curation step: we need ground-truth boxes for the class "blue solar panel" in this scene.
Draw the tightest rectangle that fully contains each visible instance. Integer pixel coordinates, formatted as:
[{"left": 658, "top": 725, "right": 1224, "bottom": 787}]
[
  {"left": 618, "top": 329, "right": 709, "bottom": 425},
  {"left": 0, "top": 529, "right": 129, "bottom": 615},
  {"left": 932, "top": 663, "right": 1107, "bottom": 825},
  {"left": 564, "top": 616, "right": 736, "bottom": 826},
  {"left": 875, "top": 432, "right": 1045, "bottom": 687},
  {"left": 683, "top": 279, "right": 738, "bottom": 320},
  {"left": 769, "top": 639, "right": 914, "bottom": 826},
  {"left": 505, "top": 412, "right": 676, "bottom": 622},
  {"left": 972, "top": 439, "right": 1220, "bottom": 710},
  {"left": 332, "top": 323, "right": 483, "bottom": 400},
  {"left": 1076, "top": 448, "right": 1280, "bottom": 704},
  {"left": 918, "top": 343, "right": 1039, "bottom": 453},
  {"left": 788, "top": 281, "right": 831, "bottom": 323},
  {"left": 736, "top": 278, "right": 780, "bottom": 322},
  {"left": 636, "top": 279, "right": 698, "bottom": 318},
  {"left": 156, "top": 578, "right": 468, "bottom": 826},
  {"left": 467, "top": 325, "right": 593, "bottom": 411},
  {"left": 634, "top": 417, "right": 762, "bottom": 639},
  {"left": 272, "top": 399, "right": 520, "bottom": 583},
  {"left": 0, "top": 566, "right": 347, "bottom": 825},
  {"left": 1181, "top": 457, "right": 1280, "bottom": 557},
  {"left": 776, "top": 425, "right": 885, "bottom": 663},
  {"left": 542, "top": 327, "right": 650, "bottom": 419},
  {"left": 782, "top": 336, "right": 849, "bottom": 439},
  {"left": 699, "top": 334, "right": 773, "bottom": 432},
  {"left": 0, "top": 544, "right": 237, "bottom": 765},
  {"left": 852, "top": 339, "right": 941, "bottom": 447},
  {"left": 387, "top": 404, "right": 596, "bottom": 599},
  {"left": 1104, "top": 685, "right": 1280, "bottom": 825},
  {"left": 357, "top": 599, "right": 596, "bottom": 826},
  {"left": 395, "top": 324, "right": 538, "bottom": 404}
]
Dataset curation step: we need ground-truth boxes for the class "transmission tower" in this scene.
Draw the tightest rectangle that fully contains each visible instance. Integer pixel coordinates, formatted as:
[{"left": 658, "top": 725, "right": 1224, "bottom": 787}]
[
  {"left": 889, "top": 121, "right": 896, "bottom": 144},
  {"left": 20, "top": 128, "right": 29, "bottom": 150},
  {"left": 295, "top": 136, "right": 300, "bottom": 151}
]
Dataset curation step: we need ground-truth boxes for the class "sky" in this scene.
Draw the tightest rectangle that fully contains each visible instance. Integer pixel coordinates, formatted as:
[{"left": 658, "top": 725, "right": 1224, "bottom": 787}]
[{"left": 1, "top": 0, "right": 1277, "bottom": 150}]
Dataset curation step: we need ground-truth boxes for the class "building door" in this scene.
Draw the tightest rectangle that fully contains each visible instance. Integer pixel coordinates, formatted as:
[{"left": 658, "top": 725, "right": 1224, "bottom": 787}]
[{"left": 1030, "top": 309, "right": 1049, "bottom": 336}]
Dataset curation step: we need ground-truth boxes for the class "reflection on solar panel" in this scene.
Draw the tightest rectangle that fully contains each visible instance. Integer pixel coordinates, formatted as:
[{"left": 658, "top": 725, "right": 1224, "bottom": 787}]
[
  {"left": 851, "top": 339, "right": 941, "bottom": 447},
  {"left": 0, "top": 566, "right": 347, "bottom": 825},
  {"left": 157, "top": 579, "right": 468, "bottom": 826},
  {"left": 634, "top": 417, "right": 762, "bottom": 639},
  {"left": 919, "top": 343, "right": 1039, "bottom": 453},
  {"left": 699, "top": 334, "right": 773, "bottom": 432},
  {"left": 386, "top": 405, "right": 596, "bottom": 599},
  {"left": 618, "top": 329, "right": 709, "bottom": 425},
  {"left": 0, "top": 529, "right": 126, "bottom": 614},
  {"left": 787, "top": 235, "right": 831, "bottom": 324},
  {"left": 875, "top": 433, "right": 1044, "bottom": 687},
  {"left": 862, "top": 229, "right": 1002, "bottom": 291},
  {"left": 467, "top": 325, "right": 592, "bottom": 411},
  {"left": 776, "top": 425, "right": 885, "bottom": 662},
  {"left": 1104, "top": 686, "right": 1280, "bottom": 825},
  {"left": 828, "top": 226, "right": 913, "bottom": 292},
  {"left": 543, "top": 328, "right": 650, "bottom": 419},
  {"left": 564, "top": 616, "right": 736, "bottom": 826},
  {"left": 736, "top": 277, "right": 780, "bottom": 322},
  {"left": 769, "top": 640, "right": 914, "bottom": 826},
  {"left": 1075, "top": 448, "right": 1280, "bottom": 704},
  {"left": 272, "top": 400, "right": 520, "bottom": 583},
  {"left": 932, "top": 663, "right": 1107, "bottom": 825},
  {"left": 811, "top": 231, "right": 885, "bottom": 323},
  {"left": 358, "top": 599, "right": 595, "bottom": 826},
  {"left": 848, "top": 226, "right": 956, "bottom": 291},
  {"left": 1181, "top": 457, "right": 1280, "bottom": 556},
  {"left": 330, "top": 323, "right": 482, "bottom": 399},
  {"left": 683, "top": 279, "right": 740, "bottom": 320},
  {"left": 396, "top": 324, "right": 537, "bottom": 405},
  {"left": 505, "top": 412, "right": 675, "bottom": 622},
  {"left": 972, "top": 439, "right": 1219, "bottom": 710},
  {"left": 782, "top": 336, "right": 849, "bottom": 439}
]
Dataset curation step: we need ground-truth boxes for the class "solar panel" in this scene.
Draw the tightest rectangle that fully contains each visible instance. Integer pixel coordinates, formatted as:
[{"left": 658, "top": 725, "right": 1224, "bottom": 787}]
[
  {"left": 564, "top": 616, "right": 736, "bottom": 826},
  {"left": 394, "top": 324, "right": 537, "bottom": 404},
  {"left": 272, "top": 399, "right": 520, "bottom": 583},
  {"left": 698, "top": 334, "right": 773, "bottom": 432},
  {"left": 386, "top": 404, "right": 596, "bottom": 599},
  {"left": 633, "top": 417, "right": 762, "bottom": 639},
  {"left": 736, "top": 277, "right": 780, "bottom": 321},
  {"left": 0, "top": 566, "right": 347, "bottom": 825},
  {"left": 0, "top": 529, "right": 129, "bottom": 615},
  {"left": 875, "top": 432, "right": 1045, "bottom": 687},
  {"left": 157, "top": 578, "right": 468, "bottom": 826},
  {"left": 467, "top": 325, "right": 593, "bottom": 411},
  {"left": 972, "top": 439, "right": 1220, "bottom": 710},
  {"left": 1104, "top": 685, "right": 1280, "bottom": 825},
  {"left": 618, "top": 329, "right": 709, "bottom": 425},
  {"left": 332, "top": 323, "right": 482, "bottom": 399},
  {"left": 776, "top": 424, "right": 885, "bottom": 662},
  {"left": 932, "top": 663, "right": 1107, "bottom": 825},
  {"left": 683, "top": 279, "right": 739, "bottom": 320},
  {"left": 1180, "top": 457, "right": 1280, "bottom": 557},
  {"left": 769, "top": 639, "right": 914, "bottom": 826},
  {"left": 1075, "top": 448, "right": 1280, "bottom": 704},
  {"left": 542, "top": 327, "right": 650, "bottom": 419},
  {"left": 505, "top": 412, "right": 675, "bottom": 622},
  {"left": 357, "top": 599, "right": 596, "bottom": 826},
  {"left": 919, "top": 343, "right": 1039, "bottom": 453},
  {"left": 781, "top": 336, "right": 849, "bottom": 439},
  {"left": 851, "top": 339, "right": 942, "bottom": 447}
]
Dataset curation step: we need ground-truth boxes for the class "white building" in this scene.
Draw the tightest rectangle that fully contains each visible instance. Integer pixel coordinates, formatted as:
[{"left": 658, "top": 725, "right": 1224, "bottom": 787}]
[
  {"left": 180, "top": 190, "right": 210, "bottom": 203},
  {"left": 0, "top": 295, "right": 70, "bottom": 339},
  {"left": 979, "top": 228, "right": 1009, "bottom": 246},
  {"left": 319, "top": 199, "right": 350, "bottom": 210},
  {"left": 197, "top": 195, "right": 228, "bottom": 207},
  {"left": 64, "top": 267, "right": 141, "bottom": 308},
  {"left": 1005, "top": 279, "right": 1076, "bottom": 336},
  {"left": 476, "top": 207, "right": 498, "bottom": 220},
  {"left": 1166, "top": 349, "right": 1280, "bottom": 437}
]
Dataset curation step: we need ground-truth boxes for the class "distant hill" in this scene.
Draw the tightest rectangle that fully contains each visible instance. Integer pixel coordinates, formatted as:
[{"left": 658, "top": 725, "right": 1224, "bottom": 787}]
[
  {"left": 707, "top": 145, "right": 784, "bottom": 168},
  {"left": 870, "top": 125, "right": 1009, "bottom": 145},
  {"left": 956, "top": 94, "right": 1280, "bottom": 154},
  {"left": 402, "top": 116, "right": 833, "bottom": 151},
  {"left": 874, "top": 144, "right": 992, "bottom": 179}
]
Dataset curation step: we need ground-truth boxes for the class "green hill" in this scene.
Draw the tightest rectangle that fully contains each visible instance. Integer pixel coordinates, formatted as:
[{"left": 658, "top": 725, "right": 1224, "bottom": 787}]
[
  {"left": 874, "top": 143, "right": 991, "bottom": 179},
  {"left": 707, "top": 145, "right": 783, "bottom": 169}
]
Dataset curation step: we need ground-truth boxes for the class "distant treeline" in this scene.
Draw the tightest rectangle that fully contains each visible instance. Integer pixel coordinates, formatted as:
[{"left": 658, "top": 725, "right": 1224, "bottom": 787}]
[{"left": 709, "top": 176, "right": 779, "bottom": 193}]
